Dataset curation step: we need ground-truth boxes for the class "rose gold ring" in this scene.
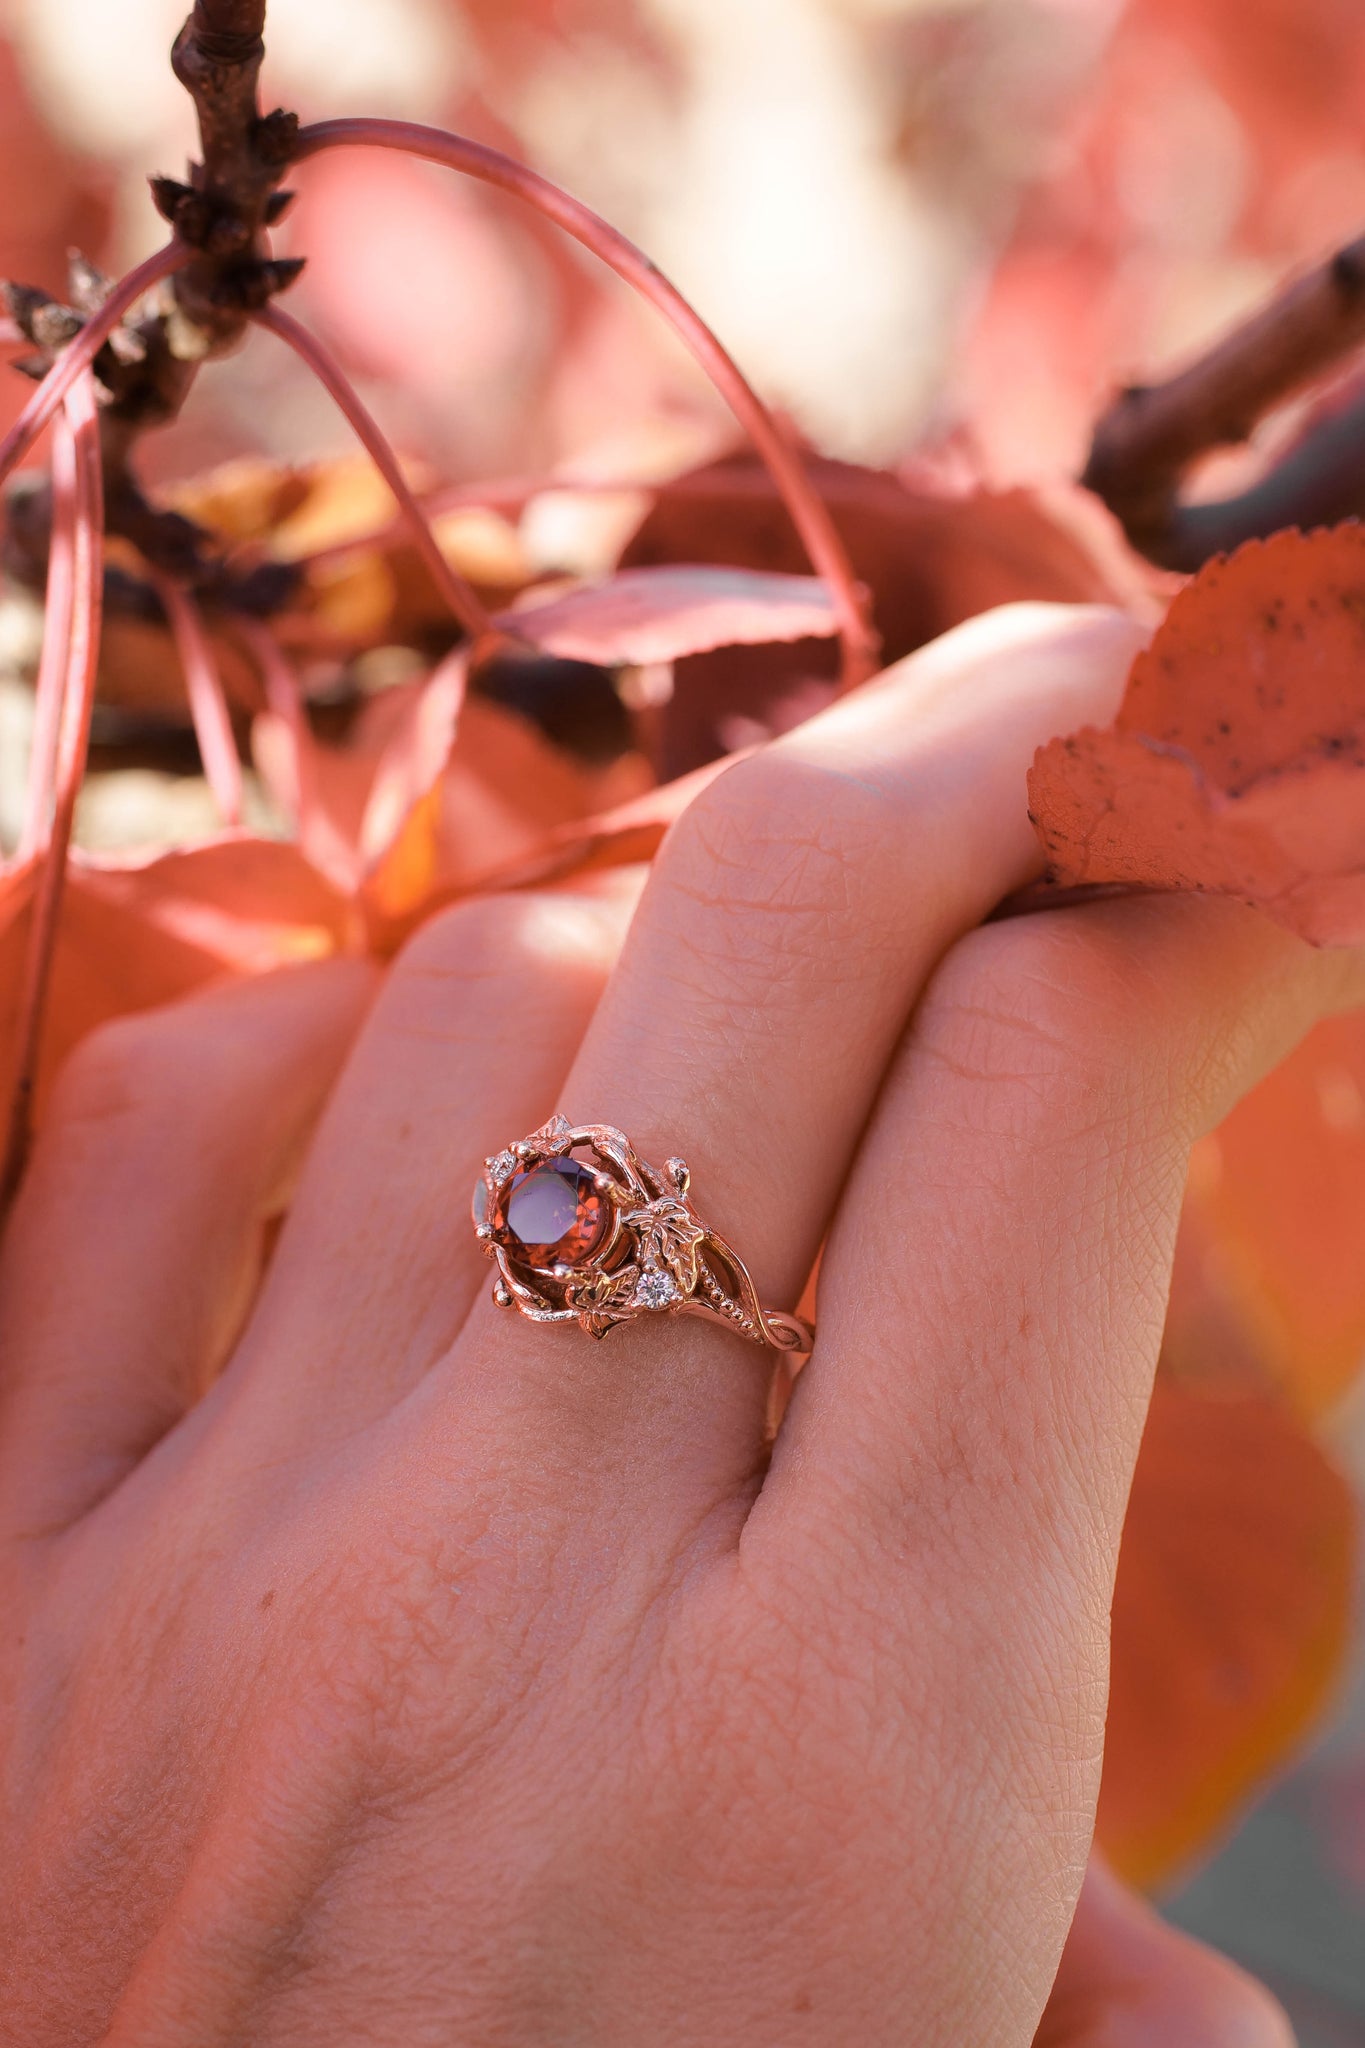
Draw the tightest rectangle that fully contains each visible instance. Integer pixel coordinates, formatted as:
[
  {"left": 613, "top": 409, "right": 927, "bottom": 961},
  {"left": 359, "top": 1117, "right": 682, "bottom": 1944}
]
[{"left": 471, "top": 1116, "right": 814, "bottom": 1359}]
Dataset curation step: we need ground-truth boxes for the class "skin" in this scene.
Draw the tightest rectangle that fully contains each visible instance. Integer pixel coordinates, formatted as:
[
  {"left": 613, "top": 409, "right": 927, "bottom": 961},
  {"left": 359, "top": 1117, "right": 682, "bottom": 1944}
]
[{"left": 0, "top": 602, "right": 1330, "bottom": 2046}]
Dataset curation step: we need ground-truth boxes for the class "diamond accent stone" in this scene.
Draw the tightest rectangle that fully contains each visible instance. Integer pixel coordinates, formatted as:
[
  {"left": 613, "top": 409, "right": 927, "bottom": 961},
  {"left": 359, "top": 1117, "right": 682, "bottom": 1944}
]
[
  {"left": 634, "top": 1268, "right": 679, "bottom": 1310},
  {"left": 488, "top": 1149, "right": 518, "bottom": 1183}
]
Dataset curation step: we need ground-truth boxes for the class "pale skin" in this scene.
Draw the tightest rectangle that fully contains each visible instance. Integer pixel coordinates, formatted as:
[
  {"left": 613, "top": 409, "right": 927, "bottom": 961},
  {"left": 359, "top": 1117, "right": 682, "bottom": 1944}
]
[{"left": 0, "top": 603, "right": 1344, "bottom": 2046}]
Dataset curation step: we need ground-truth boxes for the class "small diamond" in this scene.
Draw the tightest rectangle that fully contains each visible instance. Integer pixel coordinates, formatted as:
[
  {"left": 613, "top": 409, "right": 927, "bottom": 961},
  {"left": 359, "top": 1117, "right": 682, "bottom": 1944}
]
[
  {"left": 488, "top": 1149, "right": 517, "bottom": 1183},
  {"left": 634, "top": 1269, "right": 679, "bottom": 1310}
]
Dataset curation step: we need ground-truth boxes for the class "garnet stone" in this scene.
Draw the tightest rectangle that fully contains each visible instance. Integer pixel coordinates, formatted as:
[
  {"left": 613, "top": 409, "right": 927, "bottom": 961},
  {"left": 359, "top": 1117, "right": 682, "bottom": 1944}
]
[{"left": 504, "top": 1156, "right": 608, "bottom": 1266}]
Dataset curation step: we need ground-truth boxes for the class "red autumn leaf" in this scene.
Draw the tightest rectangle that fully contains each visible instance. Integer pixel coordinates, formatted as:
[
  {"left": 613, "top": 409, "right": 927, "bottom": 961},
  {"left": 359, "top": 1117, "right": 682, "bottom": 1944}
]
[
  {"left": 358, "top": 752, "right": 737, "bottom": 957},
  {"left": 0, "top": 841, "right": 349, "bottom": 1129},
  {"left": 1167, "top": 1012, "right": 1365, "bottom": 1419},
  {"left": 1097, "top": 1381, "right": 1355, "bottom": 1889},
  {"left": 357, "top": 650, "right": 468, "bottom": 881},
  {"left": 361, "top": 695, "right": 654, "bottom": 949},
  {"left": 1029, "top": 525, "right": 1365, "bottom": 944},
  {"left": 622, "top": 454, "right": 1152, "bottom": 649},
  {"left": 619, "top": 452, "right": 1154, "bottom": 776},
  {"left": 494, "top": 565, "right": 841, "bottom": 666}
]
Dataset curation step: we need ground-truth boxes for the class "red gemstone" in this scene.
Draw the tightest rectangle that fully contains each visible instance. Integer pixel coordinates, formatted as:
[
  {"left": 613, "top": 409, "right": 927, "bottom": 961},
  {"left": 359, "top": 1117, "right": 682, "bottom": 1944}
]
[{"left": 505, "top": 1156, "right": 608, "bottom": 1265}]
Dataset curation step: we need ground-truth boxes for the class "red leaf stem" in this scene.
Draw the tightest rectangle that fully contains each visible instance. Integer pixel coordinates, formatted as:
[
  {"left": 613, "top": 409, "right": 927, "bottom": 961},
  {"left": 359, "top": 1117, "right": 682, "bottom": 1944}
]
[
  {"left": 236, "top": 613, "right": 308, "bottom": 750},
  {"left": 234, "top": 615, "right": 359, "bottom": 889},
  {"left": 2, "top": 374, "right": 105, "bottom": 1204},
  {"left": 16, "top": 405, "right": 80, "bottom": 860},
  {"left": 0, "top": 245, "right": 186, "bottom": 493},
  {"left": 253, "top": 304, "right": 495, "bottom": 645},
  {"left": 292, "top": 119, "right": 878, "bottom": 688},
  {"left": 148, "top": 570, "right": 245, "bottom": 826}
]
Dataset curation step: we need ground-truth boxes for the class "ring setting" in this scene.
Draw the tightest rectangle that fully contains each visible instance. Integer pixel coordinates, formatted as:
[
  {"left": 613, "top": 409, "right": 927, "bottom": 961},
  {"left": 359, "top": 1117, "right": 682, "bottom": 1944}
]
[{"left": 472, "top": 1116, "right": 813, "bottom": 1358}]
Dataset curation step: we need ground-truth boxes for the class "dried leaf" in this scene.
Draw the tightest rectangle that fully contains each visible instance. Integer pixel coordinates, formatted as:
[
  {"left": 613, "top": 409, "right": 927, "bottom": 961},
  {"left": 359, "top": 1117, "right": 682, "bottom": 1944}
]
[
  {"left": 1169, "top": 1014, "right": 1365, "bottom": 1418},
  {"left": 621, "top": 453, "right": 1154, "bottom": 775},
  {"left": 360, "top": 694, "right": 653, "bottom": 947},
  {"left": 0, "top": 840, "right": 349, "bottom": 1131},
  {"left": 1029, "top": 526, "right": 1365, "bottom": 943},
  {"left": 495, "top": 565, "right": 842, "bottom": 665},
  {"left": 1098, "top": 1381, "right": 1355, "bottom": 1888},
  {"left": 454, "top": 752, "right": 738, "bottom": 900}
]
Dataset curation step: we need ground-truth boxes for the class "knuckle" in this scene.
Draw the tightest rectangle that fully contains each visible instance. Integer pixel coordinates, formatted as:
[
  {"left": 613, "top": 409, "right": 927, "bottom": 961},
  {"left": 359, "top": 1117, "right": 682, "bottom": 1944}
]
[
  {"left": 389, "top": 887, "right": 613, "bottom": 998},
  {"left": 658, "top": 752, "right": 891, "bottom": 974},
  {"left": 49, "top": 1006, "right": 190, "bottom": 1134},
  {"left": 388, "top": 891, "right": 523, "bottom": 988},
  {"left": 913, "top": 915, "right": 1165, "bottom": 1138}
]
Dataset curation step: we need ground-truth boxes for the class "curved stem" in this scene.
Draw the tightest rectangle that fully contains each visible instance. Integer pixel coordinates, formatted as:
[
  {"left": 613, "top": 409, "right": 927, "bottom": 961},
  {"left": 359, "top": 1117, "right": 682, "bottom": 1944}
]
[
  {"left": 292, "top": 118, "right": 878, "bottom": 687},
  {"left": 235, "top": 616, "right": 360, "bottom": 889},
  {"left": 16, "top": 409, "right": 80, "bottom": 859},
  {"left": 0, "top": 245, "right": 186, "bottom": 494},
  {"left": 2, "top": 374, "right": 105, "bottom": 1205},
  {"left": 148, "top": 569, "right": 245, "bottom": 825},
  {"left": 253, "top": 304, "right": 495, "bottom": 644}
]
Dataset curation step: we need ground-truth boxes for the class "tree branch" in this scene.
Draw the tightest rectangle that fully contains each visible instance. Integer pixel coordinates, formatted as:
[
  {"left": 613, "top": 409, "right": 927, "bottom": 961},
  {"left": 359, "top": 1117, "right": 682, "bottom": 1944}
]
[
  {"left": 164, "top": 0, "right": 299, "bottom": 345},
  {"left": 1083, "top": 232, "right": 1365, "bottom": 571},
  {"left": 2, "top": 5, "right": 305, "bottom": 629}
]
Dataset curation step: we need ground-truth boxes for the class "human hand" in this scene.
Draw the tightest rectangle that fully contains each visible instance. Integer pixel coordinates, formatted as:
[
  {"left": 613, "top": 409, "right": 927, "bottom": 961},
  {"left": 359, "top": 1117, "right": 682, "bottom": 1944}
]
[{"left": 2, "top": 604, "right": 1337, "bottom": 2044}]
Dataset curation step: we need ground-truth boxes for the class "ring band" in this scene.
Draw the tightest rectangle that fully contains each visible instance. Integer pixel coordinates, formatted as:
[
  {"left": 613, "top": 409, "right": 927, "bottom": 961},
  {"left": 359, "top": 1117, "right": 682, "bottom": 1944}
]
[{"left": 471, "top": 1116, "right": 814, "bottom": 1359}]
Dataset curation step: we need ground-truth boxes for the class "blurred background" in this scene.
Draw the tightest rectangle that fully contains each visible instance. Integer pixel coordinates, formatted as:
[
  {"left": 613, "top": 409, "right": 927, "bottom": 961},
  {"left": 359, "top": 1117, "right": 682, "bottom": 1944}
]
[
  {"left": 1, "top": 0, "right": 1363, "bottom": 2036},
  {"left": 8, "top": 0, "right": 1365, "bottom": 488}
]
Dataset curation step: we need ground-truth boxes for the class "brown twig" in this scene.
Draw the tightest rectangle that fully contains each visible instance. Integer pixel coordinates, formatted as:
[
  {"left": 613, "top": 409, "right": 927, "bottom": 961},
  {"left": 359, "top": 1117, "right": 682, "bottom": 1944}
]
[
  {"left": 1083, "top": 232, "right": 1365, "bottom": 571},
  {"left": 1, "top": 4, "right": 311, "bottom": 692},
  {"left": 1088, "top": 230, "right": 1365, "bottom": 569},
  {"left": 161, "top": 0, "right": 300, "bottom": 345}
]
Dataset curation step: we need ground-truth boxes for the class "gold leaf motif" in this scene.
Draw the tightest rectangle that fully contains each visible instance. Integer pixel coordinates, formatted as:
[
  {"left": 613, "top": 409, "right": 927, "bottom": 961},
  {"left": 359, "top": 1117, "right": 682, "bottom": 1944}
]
[{"left": 625, "top": 1197, "right": 706, "bottom": 1293}]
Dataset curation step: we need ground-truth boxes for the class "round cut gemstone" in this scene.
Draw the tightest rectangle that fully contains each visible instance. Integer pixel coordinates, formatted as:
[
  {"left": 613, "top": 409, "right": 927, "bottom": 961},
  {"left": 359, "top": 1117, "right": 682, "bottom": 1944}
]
[{"left": 505, "top": 1156, "right": 608, "bottom": 1265}]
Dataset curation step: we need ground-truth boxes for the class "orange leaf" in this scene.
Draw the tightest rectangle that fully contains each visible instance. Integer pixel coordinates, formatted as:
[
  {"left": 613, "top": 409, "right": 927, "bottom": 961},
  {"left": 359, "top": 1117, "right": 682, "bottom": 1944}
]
[
  {"left": 360, "top": 695, "right": 653, "bottom": 948},
  {"left": 622, "top": 454, "right": 1154, "bottom": 775},
  {"left": 0, "top": 841, "right": 349, "bottom": 1132},
  {"left": 1097, "top": 1381, "right": 1355, "bottom": 1889},
  {"left": 496, "top": 566, "right": 842, "bottom": 665},
  {"left": 1169, "top": 1013, "right": 1365, "bottom": 1418},
  {"left": 1030, "top": 526, "right": 1365, "bottom": 944}
]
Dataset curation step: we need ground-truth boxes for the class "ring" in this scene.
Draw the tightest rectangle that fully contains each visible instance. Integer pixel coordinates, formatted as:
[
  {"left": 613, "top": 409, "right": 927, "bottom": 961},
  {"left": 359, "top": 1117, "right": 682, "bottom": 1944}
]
[{"left": 471, "top": 1116, "right": 814, "bottom": 1358}]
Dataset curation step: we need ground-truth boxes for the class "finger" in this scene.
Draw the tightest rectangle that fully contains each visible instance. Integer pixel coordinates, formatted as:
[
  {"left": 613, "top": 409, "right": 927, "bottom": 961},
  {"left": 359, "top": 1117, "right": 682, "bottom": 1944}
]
[
  {"left": 1036, "top": 1855, "right": 1294, "bottom": 2046},
  {"left": 0, "top": 959, "right": 375, "bottom": 1536},
  {"left": 227, "top": 873, "right": 640, "bottom": 1434},
  {"left": 776, "top": 894, "right": 1365, "bottom": 1569},
  {"left": 449, "top": 606, "right": 1147, "bottom": 1505},
  {"left": 762, "top": 894, "right": 1365, "bottom": 1966}
]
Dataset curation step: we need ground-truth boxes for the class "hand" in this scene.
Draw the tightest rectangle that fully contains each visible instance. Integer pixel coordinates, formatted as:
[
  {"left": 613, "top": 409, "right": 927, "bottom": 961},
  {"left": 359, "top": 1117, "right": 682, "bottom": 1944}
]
[{"left": 2, "top": 604, "right": 1337, "bottom": 2045}]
